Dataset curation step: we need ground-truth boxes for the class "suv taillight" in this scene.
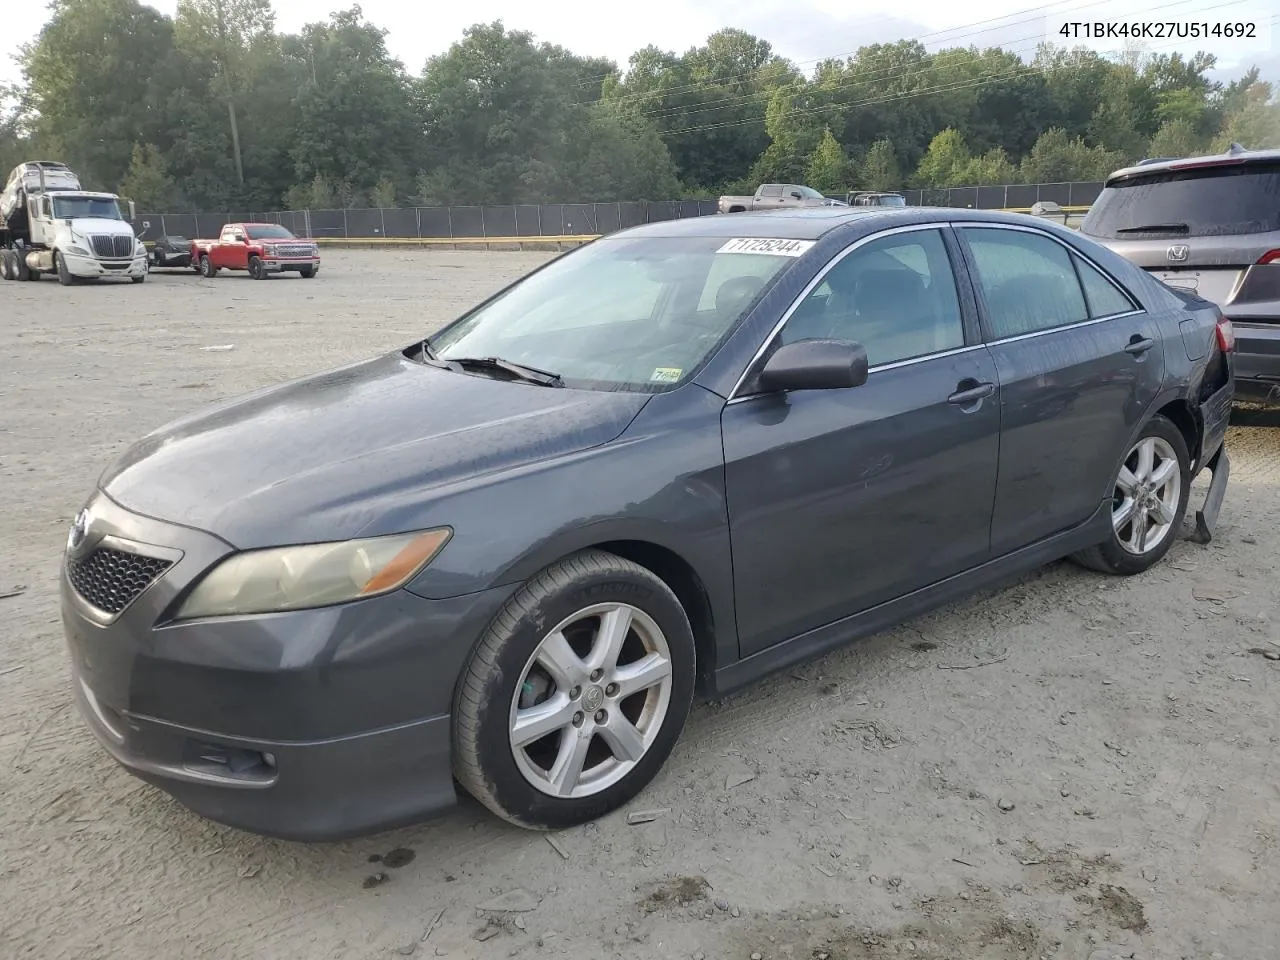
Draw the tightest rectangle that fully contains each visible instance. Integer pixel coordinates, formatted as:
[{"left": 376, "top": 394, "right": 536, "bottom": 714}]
[
  {"left": 1258, "top": 249, "right": 1280, "bottom": 265},
  {"left": 1215, "top": 315, "right": 1235, "bottom": 353}
]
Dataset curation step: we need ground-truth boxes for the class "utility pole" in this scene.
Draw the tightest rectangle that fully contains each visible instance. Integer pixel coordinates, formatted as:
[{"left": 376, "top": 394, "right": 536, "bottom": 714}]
[{"left": 214, "top": 0, "right": 245, "bottom": 186}]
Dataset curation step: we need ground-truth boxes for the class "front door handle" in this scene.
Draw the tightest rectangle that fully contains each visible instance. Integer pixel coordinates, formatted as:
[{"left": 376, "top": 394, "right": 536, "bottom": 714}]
[
  {"left": 1124, "top": 336, "right": 1155, "bottom": 356},
  {"left": 947, "top": 380, "right": 995, "bottom": 405}
]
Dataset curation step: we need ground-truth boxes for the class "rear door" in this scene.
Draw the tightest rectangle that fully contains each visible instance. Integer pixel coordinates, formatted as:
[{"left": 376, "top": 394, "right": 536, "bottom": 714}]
[{"left": 956, "top": 223, "right": 1165, "bottom": 555}]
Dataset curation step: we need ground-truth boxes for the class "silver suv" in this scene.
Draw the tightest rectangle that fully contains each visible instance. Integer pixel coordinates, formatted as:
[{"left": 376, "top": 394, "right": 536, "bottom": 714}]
[{"left": 1082, "top": 145, "right": 1280, "bottom": 406}]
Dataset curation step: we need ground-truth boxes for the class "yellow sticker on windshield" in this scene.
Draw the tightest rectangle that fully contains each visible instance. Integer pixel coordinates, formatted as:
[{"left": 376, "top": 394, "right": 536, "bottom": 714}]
[
  {"left": 717, "top": 237, "right": 815, "bottom": 257},
  {"left": 650, "top": 367, "right": 683, "bottom": 383}
]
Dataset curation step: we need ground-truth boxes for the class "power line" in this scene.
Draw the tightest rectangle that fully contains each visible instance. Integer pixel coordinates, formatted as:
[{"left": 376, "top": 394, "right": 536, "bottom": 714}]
[
  {"left": 653, "top": 0, "right": 1267, "bottom": 142},
  {"left": 617, "top": 0, "right": 1250, "bottom": 125}
]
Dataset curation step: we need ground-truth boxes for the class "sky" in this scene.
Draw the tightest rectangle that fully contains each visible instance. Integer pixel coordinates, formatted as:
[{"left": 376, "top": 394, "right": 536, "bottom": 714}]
[{"left": 2, "top": 0, "right": 1277, "bottom": 89}]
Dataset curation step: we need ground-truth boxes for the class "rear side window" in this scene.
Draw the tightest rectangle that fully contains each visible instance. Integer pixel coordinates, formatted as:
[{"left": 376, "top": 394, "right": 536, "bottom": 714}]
[
  {"left": 1082, "top": 162, "right": 1280, "bottom": 239},
  {"left": 760, "top": 185, "right": 782, "bottom": 198},
  {"left": 1074, "top": 256, "right": 1136, "bottom": 318},
  {"left": 962, "top": 228, "right": 1088, "bottom": 338}
]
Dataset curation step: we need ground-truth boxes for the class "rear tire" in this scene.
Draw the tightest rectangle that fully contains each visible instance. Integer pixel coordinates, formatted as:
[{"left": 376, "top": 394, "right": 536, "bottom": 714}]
[
  {"left": 0, "top": 250, "right": 12, "bottom": 280},
  {"left": 453, "top": 549, "right": 695, "bottom": 830},
  {"left": 15, "top": 249, "right": 30, "bottom": 281},
  {"left": 1072, "top": 414, "right": 1191, "bottom": 576},
  {"left": 200, "top": 254, "right": 216, "bottom": 278}
]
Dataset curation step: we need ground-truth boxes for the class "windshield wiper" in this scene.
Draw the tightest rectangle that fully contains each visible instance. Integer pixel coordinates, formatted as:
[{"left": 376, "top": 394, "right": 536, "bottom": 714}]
[
  {"left": 444, "top": 356, "right": 564, "bottom": 387},
  {"left": 1114, "top": 222, "right": 1189, "bottom": 234}
]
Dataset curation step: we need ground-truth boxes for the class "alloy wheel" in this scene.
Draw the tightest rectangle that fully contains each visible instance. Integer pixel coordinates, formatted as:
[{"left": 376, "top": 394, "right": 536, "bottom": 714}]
[
  {"left": 508, "top": 602, "right": 674, "bottom": 799},
  {"left": 1112, "top": 435, "right": 1181, "bottom": 555}
]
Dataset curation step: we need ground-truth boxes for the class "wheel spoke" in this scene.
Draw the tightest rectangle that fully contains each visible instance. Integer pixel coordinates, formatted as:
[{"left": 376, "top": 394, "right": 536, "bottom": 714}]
[
  {"left": 612, "top": 652, "right": 672, "bottom": 700},
  {"left": 1116, "top": 466, "right": 1140, "bottom": 495},
  {"left": 1149, "top": 458, "right": 1177, "bottom": 491},
  {"left": 588, "top": 606, "right": 633, "bottom": 673},
  {"left": 1152, "top": 497, "right": 1176, "bottom": 525},
  {"left": 511, "top": 694, "right": 576, "bottom": 748},
  {"left": 1113, "top": 496, "right": 1138, "bottom": 529},
  {"left": 1128, "top": 509, "right": 1150, "bottom": 552},
  {"left": 1135, "top": 438, "right": 1155, "bottom": 481},
  {"left": 536, "top": 631, "right": 587, "bottom": 688},
  {"left": 548, "top": 727, "right": 593, "bottom": 796},
  {"left": 598, "top": 715, "right": 646, "bottom": 763}
]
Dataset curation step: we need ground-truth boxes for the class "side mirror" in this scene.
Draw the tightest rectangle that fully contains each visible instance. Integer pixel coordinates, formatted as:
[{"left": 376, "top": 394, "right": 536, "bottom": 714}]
[
  {"left": 756, "top": 339, "right": 869, "bottom": 393},
  {"left": 128, "top": 200, "right": 136, "bottom": 221}
]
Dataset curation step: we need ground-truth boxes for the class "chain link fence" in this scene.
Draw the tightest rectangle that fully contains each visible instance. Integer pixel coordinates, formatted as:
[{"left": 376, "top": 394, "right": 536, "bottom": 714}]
[{"left": 131, "top": 182, "right": 1104, "bottom": 242}]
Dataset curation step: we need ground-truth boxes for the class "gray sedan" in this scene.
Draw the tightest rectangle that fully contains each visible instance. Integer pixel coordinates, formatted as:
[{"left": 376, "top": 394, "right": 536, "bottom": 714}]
[{"left": 60, "top": 207, "right": 1234, "bottom": 840}]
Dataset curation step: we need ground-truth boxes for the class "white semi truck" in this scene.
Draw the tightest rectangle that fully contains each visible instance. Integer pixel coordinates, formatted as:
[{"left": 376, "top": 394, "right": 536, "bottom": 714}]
[{"left": 0, "top": 160, "right": 148, "bottom": 284}]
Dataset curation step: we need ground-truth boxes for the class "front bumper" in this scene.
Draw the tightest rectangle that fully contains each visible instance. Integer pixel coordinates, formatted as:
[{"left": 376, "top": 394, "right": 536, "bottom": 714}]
[
  {"left": 259, "top": 256, "right": 320, "bottom": 273},
  {"left": 59, "top": 491, "right": 516, "bottom": 839},
  {"left": 64, "top": 251, "right": 148, "bottom": 279},
  {"left": 1229, "top": 321, "right": 1280, "bottom": 405}
]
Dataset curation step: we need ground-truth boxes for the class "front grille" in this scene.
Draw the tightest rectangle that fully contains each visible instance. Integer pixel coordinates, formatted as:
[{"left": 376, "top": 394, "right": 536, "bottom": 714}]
[
  {"left": 273, "top": 244, "right": 315, "bottom": 258},
  {"left": 88, "top": 235, "right": 134, "bottom": 259},
  {"left": 67, "top": 547, "right": 172, "bottom": 615}
]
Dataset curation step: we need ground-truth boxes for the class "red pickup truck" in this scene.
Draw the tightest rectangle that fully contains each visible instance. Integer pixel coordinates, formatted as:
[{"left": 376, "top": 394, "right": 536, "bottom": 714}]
[{"left": 192, "top": 222, "right": 321, "bottom": 279}]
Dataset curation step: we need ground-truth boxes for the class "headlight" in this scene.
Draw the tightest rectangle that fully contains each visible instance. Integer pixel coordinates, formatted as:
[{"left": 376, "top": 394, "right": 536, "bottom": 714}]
[
  {"left": 176, "top": 528, "right": 451, "bottom": 619},
  {"left": 135, "top": 241, "right": 146, "bottom": 256},
  {"left": 66, "top": 244, "right": 89, "bottom": 256}
]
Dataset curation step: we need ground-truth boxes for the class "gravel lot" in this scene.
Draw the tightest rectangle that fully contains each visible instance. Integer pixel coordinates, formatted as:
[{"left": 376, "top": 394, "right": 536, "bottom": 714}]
[{"left": 3, "top": 249, "right": 1279, "bottom": 960}]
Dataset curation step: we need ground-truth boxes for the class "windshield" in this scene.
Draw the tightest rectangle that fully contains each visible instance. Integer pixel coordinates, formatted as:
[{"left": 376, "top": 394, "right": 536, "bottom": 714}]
[
  {"left": 427, "top": 235, "right": 803, "bottom": 391},
  {"left": 246, "top": 224, "right": 297, "bottom": 240},
  {"left": 878, "top": 195, "right": 906, "bottom": 206},
  {"left": 1082, "top": 161, "right": 1280, "bottom": 239},
  {"left": 52, "top": 196, "right": 124, "bottom": 220}
]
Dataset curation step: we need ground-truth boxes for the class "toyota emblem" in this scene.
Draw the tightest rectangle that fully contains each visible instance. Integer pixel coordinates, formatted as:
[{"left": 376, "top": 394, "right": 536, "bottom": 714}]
[
  {"left": 67, "top": 509, "right": 89, "bottom": 552},
  {"left": 1166, "top": 244, "right": 1190, "bottom": 262}
]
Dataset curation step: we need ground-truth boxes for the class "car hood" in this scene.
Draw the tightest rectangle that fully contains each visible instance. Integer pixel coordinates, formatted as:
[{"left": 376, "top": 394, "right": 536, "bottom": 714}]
[{"left": 100, "top": 351, "right": 650, "bottom": 548}]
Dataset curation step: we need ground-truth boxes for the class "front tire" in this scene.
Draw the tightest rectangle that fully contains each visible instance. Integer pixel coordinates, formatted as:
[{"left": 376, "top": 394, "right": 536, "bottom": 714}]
[
  {"left": 56, "top": 251, "right": 74, "bottom": 286},
  {"left": 298, "top": 265, "right": 316, "bottom": 278},
  {"left": 1072, "top": 414, "right": 1191, "bottom": 576},
  {"left": 453, "top": 549, "right": 695, "bottom": 829},
  {"left": 248, "top": 255, "right": 268, "bottom": 279},
  {"left": 131, "top": 272, "right": 146, "bottom": 284},
  {"left": 15, "top": 249, "right": 30, "bottom": 281}
]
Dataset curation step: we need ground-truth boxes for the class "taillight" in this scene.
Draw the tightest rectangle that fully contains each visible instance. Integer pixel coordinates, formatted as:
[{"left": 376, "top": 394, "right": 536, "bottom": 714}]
[
  {"left": 1215, "top": 315, "right": 1235, "bottom": 353},
  {"left": 1258, "top": 249, "right": 1280, "bottom": 265}
]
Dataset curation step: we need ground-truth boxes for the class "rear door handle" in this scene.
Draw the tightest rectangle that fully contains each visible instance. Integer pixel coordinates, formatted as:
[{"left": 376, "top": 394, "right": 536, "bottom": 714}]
[
  {"left": 947, "top": 381, "right": 995, "bottom": 405},
  {"left": 1124, "top": 336, "right": 1155, "bottom": 356}
]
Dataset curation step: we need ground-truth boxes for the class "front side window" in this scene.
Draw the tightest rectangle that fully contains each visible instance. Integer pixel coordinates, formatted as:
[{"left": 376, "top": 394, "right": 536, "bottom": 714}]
[
  {"left": 428, "top": 235, "right": 801, "bottom": 392},
  {"left": 779, "top": 228, "right": 965, "bottom": 367},
  {"left": 962, "top": 228, "right": 1089, "bottom": 338}
]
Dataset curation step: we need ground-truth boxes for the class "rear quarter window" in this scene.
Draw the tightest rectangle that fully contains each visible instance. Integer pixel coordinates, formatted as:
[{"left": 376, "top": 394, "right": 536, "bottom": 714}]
[{"left": 1083, "top": 161, "right": 1280, "bottom": 239}]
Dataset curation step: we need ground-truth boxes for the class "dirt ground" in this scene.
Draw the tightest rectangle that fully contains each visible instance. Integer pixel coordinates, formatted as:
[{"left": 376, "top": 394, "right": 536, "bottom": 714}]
[{"left": 2, "top": 249, "right": 1279, "bottom": 960}]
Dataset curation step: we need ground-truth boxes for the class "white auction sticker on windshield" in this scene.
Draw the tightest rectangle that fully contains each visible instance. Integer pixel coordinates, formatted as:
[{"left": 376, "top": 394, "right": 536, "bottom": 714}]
[{"left": 717, "top": 237, "right": 815, "bottom": 257}]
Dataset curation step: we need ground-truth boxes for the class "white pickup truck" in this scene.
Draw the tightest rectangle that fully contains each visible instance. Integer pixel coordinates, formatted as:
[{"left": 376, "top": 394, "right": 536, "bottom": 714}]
[{"left": 718, "top": 183, "right": 847, "bottom": 214}]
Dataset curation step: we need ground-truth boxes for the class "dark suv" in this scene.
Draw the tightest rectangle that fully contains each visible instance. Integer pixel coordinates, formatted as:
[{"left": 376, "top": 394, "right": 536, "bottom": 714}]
[{"left": 1082, "top": 146, "right": 1280, "bottom": 406}]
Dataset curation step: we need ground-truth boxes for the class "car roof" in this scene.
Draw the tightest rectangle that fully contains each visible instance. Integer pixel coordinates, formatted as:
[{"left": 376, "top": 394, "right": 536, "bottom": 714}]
[
  {"left": 1104, "top": 144, "right": 1280, "bottom": 184},
  {"left": 609, "top": 206, "right": 1060, "bottom": 241}
]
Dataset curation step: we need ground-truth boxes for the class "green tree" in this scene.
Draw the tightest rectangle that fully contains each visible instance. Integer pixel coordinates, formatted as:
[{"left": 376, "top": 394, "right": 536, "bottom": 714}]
[
  {"left": 1020, "top": 128, "right": 1123, "bottom": 182},
  {"left": 118, "top": 143, "right": 180, "bottom": 210},
  {"left": 858, "top": 139, "right": 901, "bottom": 191},
  {"left": 20, "top": 0, "right": 191, "bottom": 190},
  {"left": 957, "top": 148, "right": 1018, "bottom": 186},
  {"left": 175, "top": 0, "right": 275, "bottom": 187},
  {"left": 1147, "top": 120, "right": 1204, "bottom": 159},
  {"left": 913, "top": 128, "right": 970, "bottom": 187},
  {"left": 284, "top": 7, "right": 421, "bottom": 201},
  {"left": 805, "top": 128, "right": 851, "bottom": 193}
]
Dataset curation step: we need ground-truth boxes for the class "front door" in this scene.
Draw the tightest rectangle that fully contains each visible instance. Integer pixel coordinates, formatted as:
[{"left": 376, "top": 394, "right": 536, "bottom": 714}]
[
  {"left": 722, "top": 226, "right": 1002, "bottom": 657},
  {"left": 955, "top": 224, "right": 1165, "bottom": 554}
]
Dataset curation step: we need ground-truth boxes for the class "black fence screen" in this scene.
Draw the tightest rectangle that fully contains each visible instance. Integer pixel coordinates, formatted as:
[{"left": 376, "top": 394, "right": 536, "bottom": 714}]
[{"left": 132, "top": 181, "right": 1105, "bottom": 241}]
